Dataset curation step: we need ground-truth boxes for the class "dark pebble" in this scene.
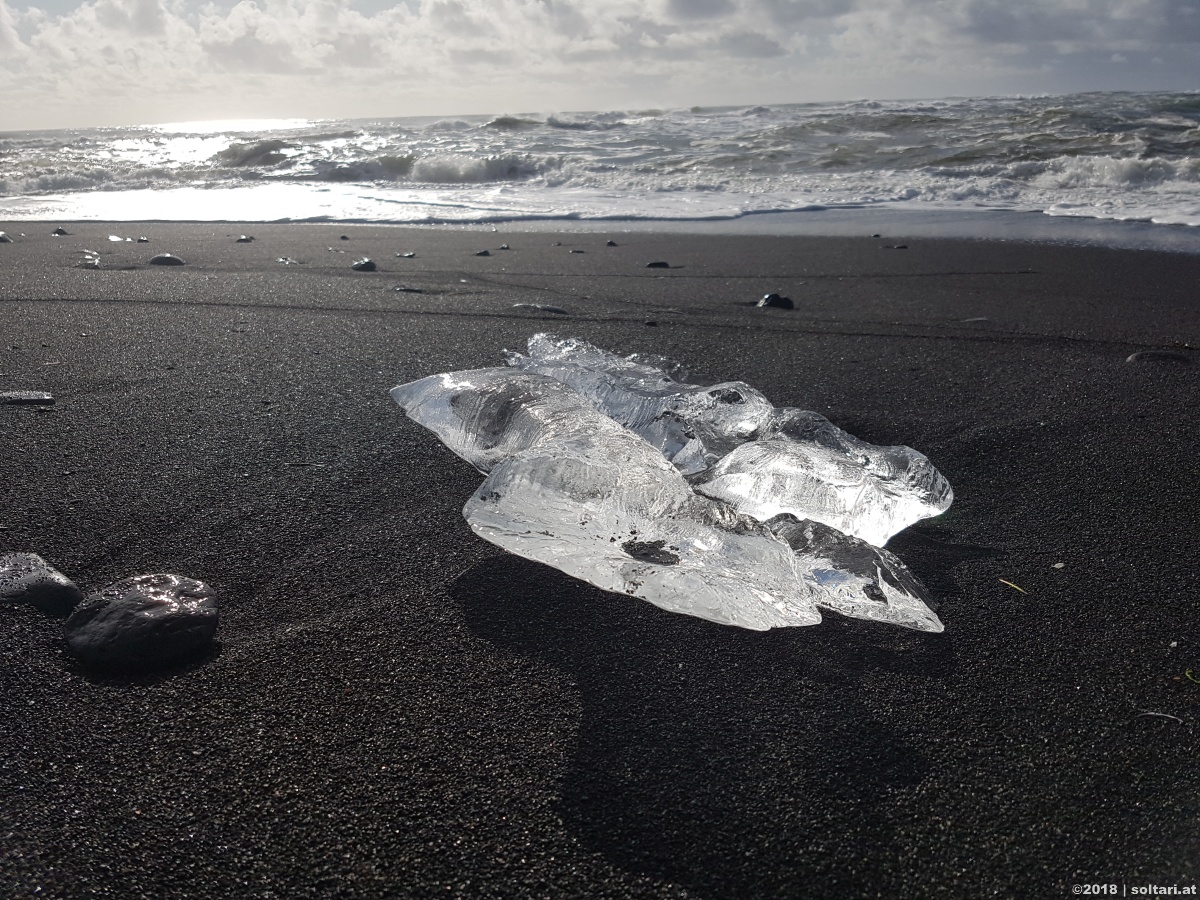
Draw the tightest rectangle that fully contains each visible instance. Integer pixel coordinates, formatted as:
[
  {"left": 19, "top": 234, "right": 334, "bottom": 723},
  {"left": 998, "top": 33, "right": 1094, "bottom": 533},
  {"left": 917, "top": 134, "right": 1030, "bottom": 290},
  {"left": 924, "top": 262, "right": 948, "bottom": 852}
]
[
  {"left": 340, "top": 235, "right": 350, "bottom": 241},
  {"left": 51, "top": 227, "right": 69, "bottom": 236},
  {"left": 137, "top": 236, "right": 149, "bottom": 243},
  {"left": 394, "top": 286, "right": 423, "bottom": 293},
  {"left": 1, "top": 390, "right": 54, "bottom": 405},
  {"left": 0, "top": 552, "right": 84, "bottom": 616},
  {"left": 606, "top": 240, "right": 618, "bottom": 246},
  {"left": 883, "top": 244, "right": 908, "bottom": 250},
  {"left": 397, "top": 251, "right": 416, "bottom": 258},
  {"left": 475, "top": 250, "right": 491, "bottom": 257},
  {"left": 0, "top": 233, "right": 13, "bottom": 243},
  {"left": 64, "top": 574, "right": 219, "bottom": 671},
  {"left": 351, "top": 258, "right": 377, "bottom": 272},
  {"left": 1125, "top": 350, "right": 1191, "bottom": 364},
  {"left": 235, "top": 235, "right": 255, "bottom": 243},
  {"left": 644, "top": 320, "right": 658, "bottom": 327},
  {"left": 499, "top": 244, "right": 510, "bottom": 250},
  {"left": 149, "top": 253, "right": 185, "bottom": 266},
  {"left": 646, "top": 261, "right": 670, "bottom": 269},
  {"left": 757, "top": 293, "right": 795, "bottom": 310},
  {"left": 569, "top": 249, "right": 585, "bottom": 253}
]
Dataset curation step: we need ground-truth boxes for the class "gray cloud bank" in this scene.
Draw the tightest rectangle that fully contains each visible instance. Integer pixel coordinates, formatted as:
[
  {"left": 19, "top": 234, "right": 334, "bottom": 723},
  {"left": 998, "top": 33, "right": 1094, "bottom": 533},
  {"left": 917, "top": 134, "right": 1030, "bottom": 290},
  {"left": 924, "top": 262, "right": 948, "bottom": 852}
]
[{"left": 1, "top": 0, "right": 1197, "bottom": 129}]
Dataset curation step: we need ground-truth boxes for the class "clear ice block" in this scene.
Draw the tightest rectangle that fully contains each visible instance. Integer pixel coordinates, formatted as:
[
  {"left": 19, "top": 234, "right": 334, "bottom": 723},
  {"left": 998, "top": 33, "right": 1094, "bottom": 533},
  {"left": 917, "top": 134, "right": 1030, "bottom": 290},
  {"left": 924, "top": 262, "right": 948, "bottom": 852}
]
[
  {"left": 505, "top": 334, "right": 952, "bottom": 545},
  {"left": 391, "top": 363, "right": 946, "bottom": 632}
]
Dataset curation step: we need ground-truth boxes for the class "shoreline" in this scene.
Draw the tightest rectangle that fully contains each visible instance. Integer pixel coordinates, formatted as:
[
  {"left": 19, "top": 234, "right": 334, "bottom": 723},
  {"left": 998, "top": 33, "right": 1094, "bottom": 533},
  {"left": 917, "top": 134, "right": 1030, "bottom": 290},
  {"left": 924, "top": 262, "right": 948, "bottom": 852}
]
[
  {"left": 2, "top": 224, "right": 1197, "bottom": 898},
  {"left": 1, "top": 206, "right": 1198, "bottom": 255}
]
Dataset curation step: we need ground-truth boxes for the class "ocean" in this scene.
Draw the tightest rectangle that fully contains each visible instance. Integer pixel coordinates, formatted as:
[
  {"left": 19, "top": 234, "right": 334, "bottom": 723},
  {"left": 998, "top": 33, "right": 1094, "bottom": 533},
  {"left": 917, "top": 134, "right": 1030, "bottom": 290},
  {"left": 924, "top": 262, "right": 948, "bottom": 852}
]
[{"left": 2, "top": 90, "right": 1199, "bottom": 251}]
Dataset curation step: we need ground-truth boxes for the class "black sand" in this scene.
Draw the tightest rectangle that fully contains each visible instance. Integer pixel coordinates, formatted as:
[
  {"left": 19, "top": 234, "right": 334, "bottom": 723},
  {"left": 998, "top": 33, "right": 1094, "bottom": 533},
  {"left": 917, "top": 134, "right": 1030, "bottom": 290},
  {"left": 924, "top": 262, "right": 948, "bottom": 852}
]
[{"left": 1, "top": 223, "right": 1197, "bottom": 898}]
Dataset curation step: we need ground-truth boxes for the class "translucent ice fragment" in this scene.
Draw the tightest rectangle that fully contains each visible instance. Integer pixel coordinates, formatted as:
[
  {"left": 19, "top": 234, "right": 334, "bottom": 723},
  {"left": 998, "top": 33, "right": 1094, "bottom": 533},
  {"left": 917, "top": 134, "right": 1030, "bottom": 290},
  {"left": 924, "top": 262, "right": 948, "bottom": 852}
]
[
  {"left": 766, "top": 515, "right": 943, "bottom": 632},
  {"left": 504, "top": 334, "right": 773, "bottom": 475},
  {"left": 504, "top": 335, "right": 952, "bottom": 545},
  {"left": 392, "top": 368, "right": 822, "bottom": 629},
  {"left": 391, "top": 367, "right": 629, "bottom": 474},
  {"left": 694, "top": 409, "right": 953, "bottom": 547}
]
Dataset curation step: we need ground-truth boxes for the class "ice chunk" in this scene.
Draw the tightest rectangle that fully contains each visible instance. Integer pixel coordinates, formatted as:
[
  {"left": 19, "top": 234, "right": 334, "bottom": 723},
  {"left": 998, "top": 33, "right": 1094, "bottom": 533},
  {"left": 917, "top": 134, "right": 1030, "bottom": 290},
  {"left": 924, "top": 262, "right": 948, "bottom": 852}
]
[
  {"left": 505, "top": 334, "right": 951, "bottom": 545},
  {"left": 391, "top": 335, "right": 953, "bottom": 631},
  {"left": 766, "top": 516, "right": 942, "bottom": 632},
  {"left": 694, "top": 408, "right": 953, "bottom": 547},
  {"left": 393, "top": 368, "right": 819, "bottom": 628},
  {"left": 504, "top": 334, "right": 773, "bottom": 475}
]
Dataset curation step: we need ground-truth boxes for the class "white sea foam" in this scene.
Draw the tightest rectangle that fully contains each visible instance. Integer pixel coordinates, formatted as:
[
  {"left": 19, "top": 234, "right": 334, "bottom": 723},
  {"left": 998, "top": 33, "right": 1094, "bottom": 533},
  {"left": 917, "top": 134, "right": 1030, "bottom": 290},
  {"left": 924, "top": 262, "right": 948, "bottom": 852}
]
[{"left": 1, "top": 91, "right": 1198, "bottom": 233}]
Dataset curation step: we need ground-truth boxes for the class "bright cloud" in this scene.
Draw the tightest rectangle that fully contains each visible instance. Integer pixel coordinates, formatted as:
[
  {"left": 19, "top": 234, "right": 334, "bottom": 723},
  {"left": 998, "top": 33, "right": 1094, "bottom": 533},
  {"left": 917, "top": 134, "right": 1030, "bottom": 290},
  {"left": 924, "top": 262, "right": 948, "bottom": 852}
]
[{"left": 0, "top": 0, "right": 1196, "bottom": 129}]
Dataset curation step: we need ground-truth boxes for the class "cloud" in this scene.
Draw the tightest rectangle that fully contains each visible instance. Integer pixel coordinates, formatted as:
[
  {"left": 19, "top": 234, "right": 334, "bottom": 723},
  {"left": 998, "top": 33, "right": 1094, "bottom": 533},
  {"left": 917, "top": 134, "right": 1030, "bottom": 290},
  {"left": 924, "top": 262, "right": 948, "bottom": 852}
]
[{"left": 0, "top": 0, "right": 1197, "bottom": 130}]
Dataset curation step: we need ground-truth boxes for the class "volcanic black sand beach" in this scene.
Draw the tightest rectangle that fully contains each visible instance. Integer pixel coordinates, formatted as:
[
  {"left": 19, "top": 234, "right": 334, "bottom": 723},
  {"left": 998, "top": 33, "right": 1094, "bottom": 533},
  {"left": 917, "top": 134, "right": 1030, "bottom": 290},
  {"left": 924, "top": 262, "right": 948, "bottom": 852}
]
[{"left": 1, "top": 223, "right": 1197, "bottom": 898}]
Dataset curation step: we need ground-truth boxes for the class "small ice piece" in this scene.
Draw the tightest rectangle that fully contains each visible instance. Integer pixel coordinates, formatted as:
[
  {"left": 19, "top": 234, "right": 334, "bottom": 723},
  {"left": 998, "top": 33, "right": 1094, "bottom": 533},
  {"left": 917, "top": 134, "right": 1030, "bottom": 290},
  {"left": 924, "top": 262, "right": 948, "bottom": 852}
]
[
  {"left": 765, "top": 516, "right": 942, "bottom": 632},
  {"left": 0, "top": 552, "right": 84, "bottom": 616},
  {"left": 393, "top": 369, "right": 820, "bottom": 628},
  {"left": 504, "top": 334, "right": 773, "bottom": 475},
  {"left": 693, "top": 408, "right": 953, "bottom": 546}
]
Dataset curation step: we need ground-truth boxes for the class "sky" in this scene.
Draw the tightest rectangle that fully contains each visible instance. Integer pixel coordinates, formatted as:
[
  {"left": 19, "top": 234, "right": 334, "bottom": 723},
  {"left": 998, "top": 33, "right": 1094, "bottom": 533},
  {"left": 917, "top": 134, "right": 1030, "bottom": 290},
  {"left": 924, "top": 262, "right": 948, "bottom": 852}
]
[{"left": 1, "top": 0, "right": 1198, "bottom": 131}]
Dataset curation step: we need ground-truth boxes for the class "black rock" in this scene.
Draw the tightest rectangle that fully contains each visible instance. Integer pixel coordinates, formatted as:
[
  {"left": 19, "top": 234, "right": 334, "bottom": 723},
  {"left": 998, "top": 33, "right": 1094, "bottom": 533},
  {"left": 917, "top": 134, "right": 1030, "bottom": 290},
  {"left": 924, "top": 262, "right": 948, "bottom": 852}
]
[
  {"left": 1, "top": 390, "right": 54, "bottom": 405},
  {"left": 499, "top": 244, "right": 510, "bottom": 250},
  {"left": 646, "top": 261, "right": 670, "bottom": 269},
  {"left": 51, "top": 227, "right": 69, "bottom": 236},
  {"left": 606, "top": 240, "right": 618, "bottom": 246},
  {"left": 475, "top": 250, "right": 491, "bottom": 257},
  {"left": 569, "top": 249, "right": 585, "bottom": 253},
  {"left": 757, "top": 293, "right": 794, "bottom": 309},
  {"left": 64, "top": 574, "right": 219, "bottom": 671},
  {"left": 0, "top": 552, "right": 84, "bottom": 616},
  {"left": 235, "top": 235, "right": 255, "bottom": 243},
  {"left": 0, "top": 233, "right": 13, "bottom": 243},
  {"left": 397, "top": 251, "right": 416, "bottom": 258},
  {"left": 149, "top": 253, "right": 185, "bottom": 266},
  {"left": 351, "top": 258, "right": 377, "bottom": 271},
  {"left": 340, "top": 235, "right": 350, "bottom": 241},
  {"left": 136, "top": 236, "right": 149, "bottom": 243}
]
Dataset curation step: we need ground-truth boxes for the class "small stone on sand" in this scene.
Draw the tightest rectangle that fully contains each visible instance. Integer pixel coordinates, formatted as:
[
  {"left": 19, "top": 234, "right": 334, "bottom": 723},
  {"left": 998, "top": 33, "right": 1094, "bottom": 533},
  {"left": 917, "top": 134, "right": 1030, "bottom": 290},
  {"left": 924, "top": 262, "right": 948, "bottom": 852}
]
[
  {"left": 0, "top": 552, "right": 85, "bottom": 616},
  {"left": 64, "top": 574, "right": 219, "bottom": 671},
  {"left": 1, "top": 390, "right": 54, "bottom": 405},
  {"left": 51, "top": 227, "right": 69, "bottom": 236},
  {"left": 646, "top": 261, "right": 670, "bottom": 269},
  {"left": 1125, "top": 350, "right": 1191, "bottom": 364},
  {"left": 235, "top": 235, "right": 255, "bottom": 243},
  {"left": 757, "top": 293, "right": 794, "bottom": 310},
  {"left": 149, "top": 253, "right": 185, "bottom": 266},
  {"left": 0, "top": 233, "right": 12, "bottom": 243},
  {"left": 475, "top": 250, "right": 491, "bottom": 257},
  {"left": 351, "top": 258, "right": 377, "bottom": 271},
  {"left": 397, "top": 252, "right": 416, "bottom": 258},
  {"left": 606, "top": 240, "right": 618, "bottom": 246}
]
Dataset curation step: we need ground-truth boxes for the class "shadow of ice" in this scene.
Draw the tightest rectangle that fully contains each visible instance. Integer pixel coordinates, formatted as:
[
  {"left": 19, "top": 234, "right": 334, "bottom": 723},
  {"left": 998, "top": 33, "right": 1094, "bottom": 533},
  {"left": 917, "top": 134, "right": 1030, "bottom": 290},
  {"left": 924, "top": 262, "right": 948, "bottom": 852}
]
[{"left": 455, "top": 552, "right": 956, "bottom": 898}]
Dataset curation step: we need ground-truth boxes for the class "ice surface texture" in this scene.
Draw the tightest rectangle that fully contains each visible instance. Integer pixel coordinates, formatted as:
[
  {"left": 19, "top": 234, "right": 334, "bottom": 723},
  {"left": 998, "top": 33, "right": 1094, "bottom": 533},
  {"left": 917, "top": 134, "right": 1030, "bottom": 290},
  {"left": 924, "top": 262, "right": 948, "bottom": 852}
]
[
  {"left": 391, "top": 344, "right": 952, "bottom": 633},
  {"left": 505, "top": 334, "right": 952, "bottom": 546}
]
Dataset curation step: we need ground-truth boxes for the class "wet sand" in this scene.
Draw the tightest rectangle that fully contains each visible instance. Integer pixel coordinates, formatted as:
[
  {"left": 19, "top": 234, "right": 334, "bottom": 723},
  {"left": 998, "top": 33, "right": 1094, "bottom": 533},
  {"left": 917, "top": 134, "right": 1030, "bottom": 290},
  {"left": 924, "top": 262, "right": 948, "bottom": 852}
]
[{"left": 1, "top": 222, "right": 1197, "bottom": 898}]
